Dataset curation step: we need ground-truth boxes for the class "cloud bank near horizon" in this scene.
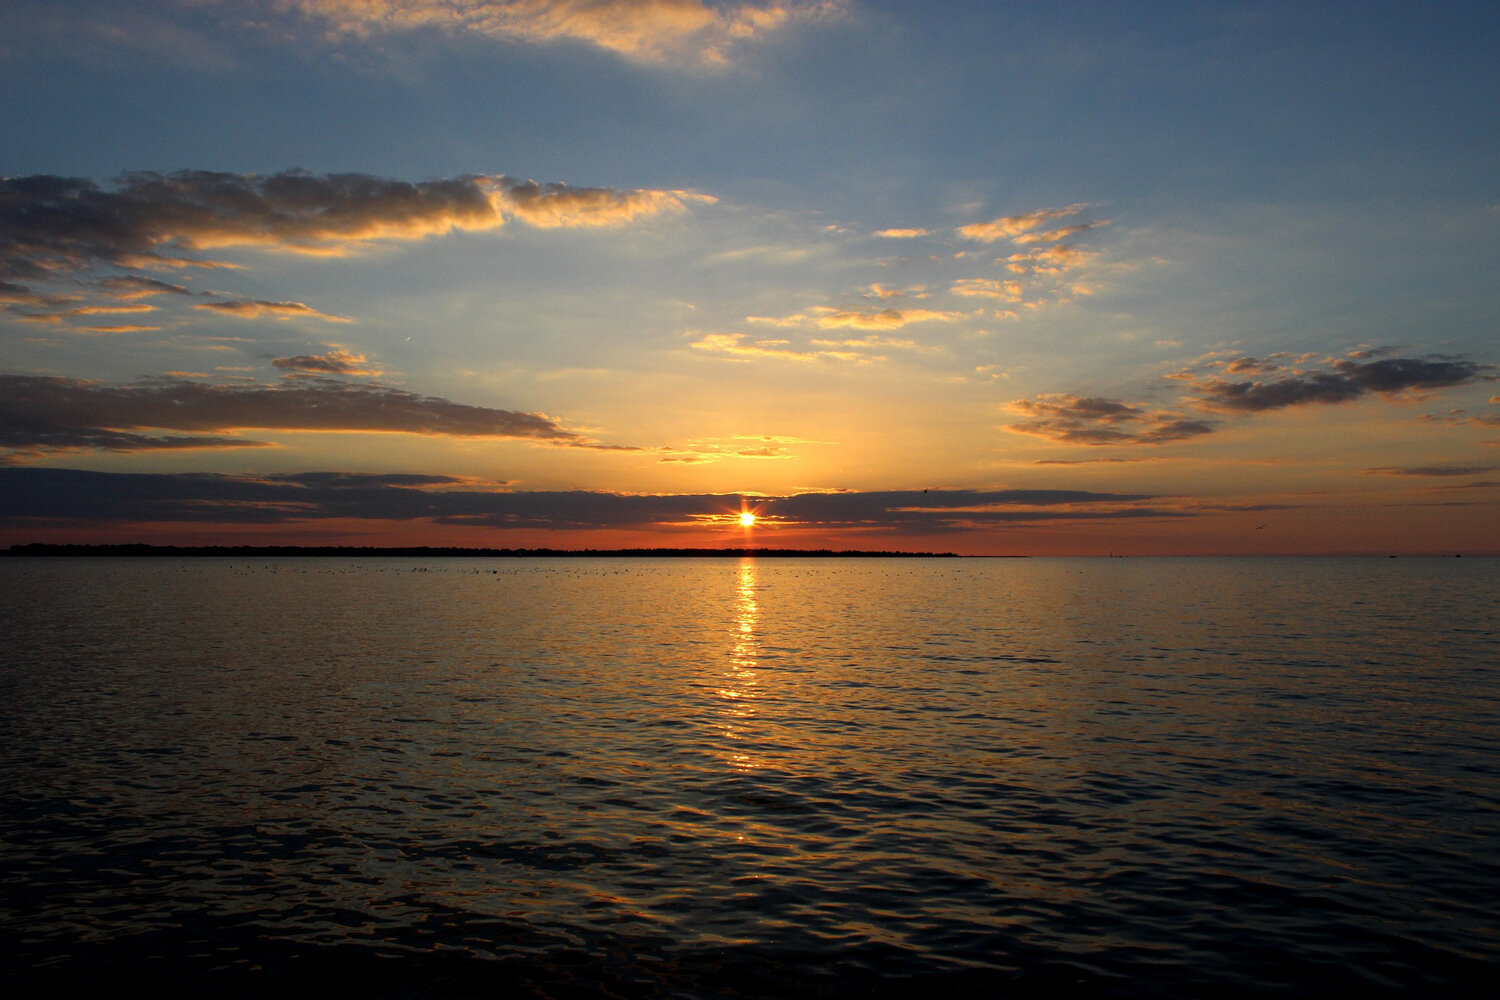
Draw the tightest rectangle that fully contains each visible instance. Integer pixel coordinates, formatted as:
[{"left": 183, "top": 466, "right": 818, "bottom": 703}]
[{"left": 0, "top": 468, "right": 1180, "bottom": 534}]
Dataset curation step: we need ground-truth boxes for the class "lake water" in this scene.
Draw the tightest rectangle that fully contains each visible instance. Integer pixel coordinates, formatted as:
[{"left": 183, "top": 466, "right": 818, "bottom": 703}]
[{"left": 1, "top": 556, "right": 1496, "bottom": 997}]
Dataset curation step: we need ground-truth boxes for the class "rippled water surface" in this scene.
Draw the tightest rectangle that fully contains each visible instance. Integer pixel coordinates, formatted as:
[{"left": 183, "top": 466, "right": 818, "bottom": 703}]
[{"left": 2, "top": 556, "right": 1497, "bottom": 997}]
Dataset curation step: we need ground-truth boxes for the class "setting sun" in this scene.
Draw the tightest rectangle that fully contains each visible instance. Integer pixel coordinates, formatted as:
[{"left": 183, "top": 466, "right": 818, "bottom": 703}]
[{"left": 739, "top": 511, "right": 757, "bottom": 528}]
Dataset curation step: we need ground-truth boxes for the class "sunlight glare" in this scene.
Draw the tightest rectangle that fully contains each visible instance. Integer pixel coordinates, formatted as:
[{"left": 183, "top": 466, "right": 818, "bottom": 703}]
[{"left": 739, "top": 511, "right": 756, "bottom": 528}]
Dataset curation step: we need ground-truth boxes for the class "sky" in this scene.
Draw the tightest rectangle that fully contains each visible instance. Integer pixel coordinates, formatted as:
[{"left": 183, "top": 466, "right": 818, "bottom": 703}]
[{"left": 2, "top": 0, "right": 1498, "bottom": 555}]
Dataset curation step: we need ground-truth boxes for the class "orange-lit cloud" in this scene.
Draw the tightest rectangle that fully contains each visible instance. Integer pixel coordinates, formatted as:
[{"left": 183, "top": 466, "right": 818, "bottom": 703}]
[
  {"left": 689, "top": 332, "right": 871, "bottom": 362},
  {"left": 874, "top": 227, "right": 929, "bottom": 238},
  {"left": 1012, "top": 221, "right": 1110, "bottom": 245},
  {"left": 1003, "top": 244, "right": 1093, "bottom": 275},
  {"left": 748, "top": 305, "right": 966, "bottom": 330},
  {"left": 658, "top": 434, "right": 807, "bottom": 463},
  {"left": 64, "top": 303, "right": 158, "bottom": 316},
  {"left": 195, "top": 299, "right": 352, "bottom": 323},
  {"left": 951, "top": 278, "right": 1023, "bottom": 302},
  {"left": 864, "top": 283, "right": 926, "bottom": 299},
  {"left": 500, "top": 178, "right": 714, "bottom": 228},
  {"left": 277, "top": 0, "right": 844, "bottom": 67},
  {"left": 956, "top": 204, "right": 1090, "bottom": 243}
]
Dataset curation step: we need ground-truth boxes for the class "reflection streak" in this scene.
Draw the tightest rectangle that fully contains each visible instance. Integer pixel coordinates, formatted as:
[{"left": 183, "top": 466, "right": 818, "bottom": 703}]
[{"left": 719, "top": 557, "right": 760, "bottom": 769}]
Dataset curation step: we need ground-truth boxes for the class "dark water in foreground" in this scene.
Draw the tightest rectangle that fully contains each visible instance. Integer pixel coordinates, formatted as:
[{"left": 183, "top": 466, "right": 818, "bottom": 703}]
[{"left": 2, "top": 556, "right": 1496, "bottom": 998}]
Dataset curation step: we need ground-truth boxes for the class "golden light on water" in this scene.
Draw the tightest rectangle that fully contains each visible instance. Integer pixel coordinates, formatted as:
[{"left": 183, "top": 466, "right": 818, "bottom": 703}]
[{"left": 720, "top": 557, "right": 761, "bottom": 771}]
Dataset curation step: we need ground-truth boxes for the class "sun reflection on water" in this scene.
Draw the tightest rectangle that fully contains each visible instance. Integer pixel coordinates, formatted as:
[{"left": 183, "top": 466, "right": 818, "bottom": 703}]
[{"left": 718, "top": 557, "right": 761, "bottom": 770}]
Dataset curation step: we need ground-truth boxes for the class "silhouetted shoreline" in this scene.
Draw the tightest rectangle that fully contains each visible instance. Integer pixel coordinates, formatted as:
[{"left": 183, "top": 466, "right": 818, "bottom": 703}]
[{"left": 5, "top": 543, "right": 967, "bottom": 558}]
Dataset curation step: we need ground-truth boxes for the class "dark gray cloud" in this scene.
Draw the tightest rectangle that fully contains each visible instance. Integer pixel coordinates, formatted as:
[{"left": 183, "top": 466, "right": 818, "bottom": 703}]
[
  {"left": 0, "top": 279, "right": 78, "bottom": 306},
  {"left": 1012, "top": 353, "right": 1497, "bottom": 449},
  {"left": 1366, "top": 464, "right": 1499, "bottom": 477},
  {"left": 97, "top": 275, "right": 191, "bottom": 299},
  {"left": 271, "top": 349, "right": 380, "bottom": 375},
  {"left": 1007, "top": 395, "right": 1215, "bottom": 446},
  {"left": 0, "top": 170, "right": 704, "bottom": 305},
  {"left": 1193, "top": 356, "right": 1494, "bottom": 412},
  {"left": 0, "top": 470, "right": 1182, "bottom": 533},
  {"left": 0, "top": 171, "right": 500, "bottom": 287},
  {"left": 0, "top": 374, "right": 588, "bottom": 457}
]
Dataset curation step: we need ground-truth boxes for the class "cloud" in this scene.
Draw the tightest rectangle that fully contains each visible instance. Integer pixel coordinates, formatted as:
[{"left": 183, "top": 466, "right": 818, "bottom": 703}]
[
  {"left": 0, "top": 471, "right": 1181, "bottom": 533},
  {"left": 1002, "top": 244, "right": 1093, "bottom": 275},
  {"left": 0, "top": 280, "right": 78, "bottom": 307},
  {"left": 1190, "top": 355, "right": 1495, "bottom": 412},
  {"left": 956, "top": 204, "right": 1090, "bottom": 243},
  {"left": 1007, "top": 394, "right": 1216, "bottom": 446},
  {"left": 748, "top": 305, "right": 966, "bottom": 331},
  {"left": 809, "top": 334, "right": 922, "bottom": 351},
  {"left": 0, "top": 170, "right": 711, "bottom": 297},
  {"left": 689, "top": 332, "right": 873, "bottom": 363},
  {"left": 1010, "top": 350, "right": 1497, "bottom": 450},
  {"left": 196, "top": 299, "right": 352, "bottom": 323},
  {"left": 864, "top": 283, "right": 926, "bottom": 300},
  {"left": 874, "top": 228, "right": 929, "bottom": 238},
  {"left": 657, "top": 434, "right": 807, "bottom": 463},
  {"left": 951, "top": 278, "right": 1023, "bottom": 302},
  {"left": 1366, "top": 464, "right": 1499, "bottom": 477},
  {"left": 97, "top": 275, "right": 192, "bottom": 299},
  {"left": 1011, "top": 221, "right": 1109, "bottom": 245},
  {"left": 63, "top": 303, "right": 158, "bottom": 316},
  {"left": 8, "top": 302, "right": 160, "bottom": 324},
  {"left": 276, "top": 0, "right": 844, "bottom": 67},
  {"left": 0, "top": 373, "right": 605, "bottom": 459},
  {"left": 271, "top": 349, "right": 382, "bottom": 375},
  {"left": 497, "top": 178, "right": 714, "bottom": 228}
]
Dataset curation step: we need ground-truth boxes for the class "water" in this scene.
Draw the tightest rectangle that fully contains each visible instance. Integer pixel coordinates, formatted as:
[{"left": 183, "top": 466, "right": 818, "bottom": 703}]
[{"left": 2, "top": 556, "right": 1496, "bottom": 997}]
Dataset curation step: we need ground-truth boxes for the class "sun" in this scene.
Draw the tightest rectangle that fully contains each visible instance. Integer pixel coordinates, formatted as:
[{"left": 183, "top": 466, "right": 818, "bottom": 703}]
[{"left": 739, "top": 511, "right": 757, "bottom": 528}]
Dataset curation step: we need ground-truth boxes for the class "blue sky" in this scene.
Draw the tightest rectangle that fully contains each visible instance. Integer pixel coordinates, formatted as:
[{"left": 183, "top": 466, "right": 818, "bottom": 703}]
[{"left": 2, "top": 1, "right": 1498, "bottom": 553}]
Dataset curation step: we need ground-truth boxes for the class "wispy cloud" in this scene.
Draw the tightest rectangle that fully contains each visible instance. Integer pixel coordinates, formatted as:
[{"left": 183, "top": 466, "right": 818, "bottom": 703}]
[
  {"left": 951, "top": 278, "right": 1023, "bottom": 302},
  {"left": 748, "top": 305, "right": 966, "bottom": 331},
  {"left": 689, "top": 332, "right": 874, "bottom": 363},
  {"left": 97, "top": 275, "right": 192, "bottom": 299},
  {"left": 956, "top": 204, "right": 1093, "bottom": 243},
  {"left": 1365, "top": 464, "right": 1499, "bottom": 477},
  {"left": 195, "top": 299, "right": 353, "bottom": 323},
  {"left": 275, "top": 0, "right": 845, "bottom": 67}
]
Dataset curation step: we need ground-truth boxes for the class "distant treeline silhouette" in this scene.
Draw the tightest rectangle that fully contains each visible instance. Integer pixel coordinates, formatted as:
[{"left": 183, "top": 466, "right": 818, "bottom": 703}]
[{"left": 6, "top": 543, "right": 963, "bottom": 558}]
